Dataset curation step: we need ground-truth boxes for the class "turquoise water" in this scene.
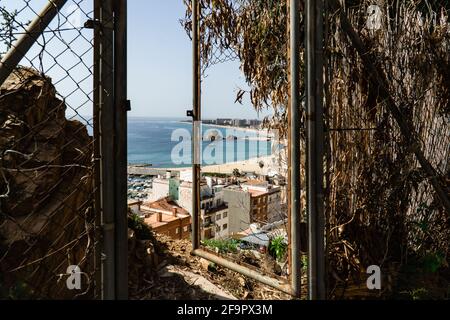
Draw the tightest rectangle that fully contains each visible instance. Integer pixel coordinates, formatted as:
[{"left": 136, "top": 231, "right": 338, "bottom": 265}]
[{"left": 127, "top": 117, "right": 272, "bottom": 168}]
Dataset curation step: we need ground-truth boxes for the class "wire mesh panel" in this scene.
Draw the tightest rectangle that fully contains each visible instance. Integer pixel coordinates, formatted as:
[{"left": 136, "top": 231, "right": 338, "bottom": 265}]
[
  {"left": 0, "top": 0, "right": 101, "bottom": 299},
  {"left": 324, "top": 0, "right": 450, "bottom": 298},
  {"left": 180, "top": 0, "right": 305, "bottom": 298},
  {"left": 181, "top": 0, "right": 450, "bottom": 300}
]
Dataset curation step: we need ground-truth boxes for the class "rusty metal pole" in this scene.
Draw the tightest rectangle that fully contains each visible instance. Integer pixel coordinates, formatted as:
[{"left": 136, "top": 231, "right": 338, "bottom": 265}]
[
  {"left": 93, "top": 0, "right": 101, "bottom": 299},
  {"left": 192, "top": 249, "right": 293, "bottom": 295},
  {"left": 191, "top": 0, "right": 201, "bottom": 250},
  {"left": 305, "top": 0, "right": 326, "bottom": 300},
  {"left": 0, "top": 0, "right": 68, "bottom": 86},
  {"left": 113, "top": 0, "right": 128, "bottom": 300},
  {"left": 95, "top": 0, "right": 116, "bottom": 300},
  {"left": 289, "top": 0, "right": 302, "bottom": 298},
  {"left": 93, "top": 0, "right": 114, "bottom": 300}
]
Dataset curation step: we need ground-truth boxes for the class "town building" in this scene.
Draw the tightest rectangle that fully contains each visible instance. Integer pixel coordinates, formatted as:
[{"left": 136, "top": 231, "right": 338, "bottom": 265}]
[
  {"left": 128, "top": 199, "right": 142, "bottom": 216},
  {"left": 216, "top": 118, "right": 232, "bottom": 126},
  {"left": 246, "top": 119, "right": 261, "bottom": 127},
  {"left": 177, "top": 180, "right": 214, "bottom": 215},
  {"left": 138, "top": 197, "right": 191, "bottom": 240},
  {"left": 201, "top": 204, "right": 229, "bottom": 240},
  {"left": 147, "top": 171, "right": 180, "bottom": 202},
  {"left": 241, "top": 180, "right": 283, "bottom": 223},
  {"left": 177, "top": 178, "right": 231, "bottom": 240},
  {"left": 223, "top": 181, "right": 282, "bottom": 237},
  {"left": 144, "top": 168, "right": 284, "bottom": 240},
  {"left": 233, "top": 119, "right": 246, "bottom": 127},
  {"left": 147, "top": 177, "right": 169, "bottom": 202}
]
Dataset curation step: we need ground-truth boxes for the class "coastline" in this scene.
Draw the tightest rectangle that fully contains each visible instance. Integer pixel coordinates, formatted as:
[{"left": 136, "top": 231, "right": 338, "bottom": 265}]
[
  {"left": 179, "top": 121, "right": 273, "bottom": 138},
  {"left": 162, "top": 153, "right": 281, "bottom": 175},
  {"left": 127, "top": 119, "right": 281, "bottom": 173}
]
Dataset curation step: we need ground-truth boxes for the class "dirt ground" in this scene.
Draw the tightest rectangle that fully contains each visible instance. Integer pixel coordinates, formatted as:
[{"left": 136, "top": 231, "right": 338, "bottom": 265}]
[{"left": 129, "top": 233, "right": 302, "bottom": 300}]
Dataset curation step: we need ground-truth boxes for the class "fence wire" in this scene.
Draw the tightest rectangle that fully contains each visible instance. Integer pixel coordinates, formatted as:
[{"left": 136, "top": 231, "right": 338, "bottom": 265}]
[
  {"left": 180, "top": 0, "right": 303, "bottom": 299},
  {"left": 324, "top": 0, "right": 450, "bottom": 298},
  {"left": 182, "top": 0, "right": 450, "bottom": 299},
  {"left": 0, "top": 0, "right": 100, "bottom": 299}
]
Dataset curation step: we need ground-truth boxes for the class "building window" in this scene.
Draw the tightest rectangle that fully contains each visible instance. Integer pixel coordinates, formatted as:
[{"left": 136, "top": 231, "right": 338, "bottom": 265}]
[
  {"left": 223, "top": 212, "right": 228, "bottom": 218},
  {"left": 216, "top": 213, "right": 221, "bottom": 220},
  {"left": 176, "top": 227, "right": 180, "bottom": 234},
  {"left": 216, "top": 225, "right": 221, "bottom": 232},
  {"left": 183, "top": 226, "right": 188, "bottom": 232},
  {"left": 223, "top": 224, "right": 228, "bottom": 230}
]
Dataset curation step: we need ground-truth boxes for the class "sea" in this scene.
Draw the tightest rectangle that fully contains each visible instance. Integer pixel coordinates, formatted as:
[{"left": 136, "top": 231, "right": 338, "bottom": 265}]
[
  {"left": 80, "top": 116, "right": 273, "bottom": 168},
  {"left": 127, "top": 117, "right": 273, "bottom": 168},
  {"left": 79, "top": 116, "right": 275, "bottom": 168}
]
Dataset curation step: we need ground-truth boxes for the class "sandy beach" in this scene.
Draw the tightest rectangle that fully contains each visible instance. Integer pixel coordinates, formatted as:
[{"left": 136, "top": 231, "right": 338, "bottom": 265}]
[{"left": 166, "top": 153, "right": 284, "bottom": 175}]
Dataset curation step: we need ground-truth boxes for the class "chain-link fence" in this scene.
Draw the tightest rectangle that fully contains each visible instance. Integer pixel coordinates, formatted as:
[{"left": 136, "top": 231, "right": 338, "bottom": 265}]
[
  {"left": 0, "top": 0, "right": 105, "bottom": 299},
  {"left": 324, "top": 0, "right": 450, "bottom": 298},
  {"left": 179, "top": 0, "right": 304, "bottom": 298},
  {"left": 181, "top": 0, "right": 450, "bottom": 299},
  {"left": 5, "top": 0, "right": 445, "bottom": 300}
]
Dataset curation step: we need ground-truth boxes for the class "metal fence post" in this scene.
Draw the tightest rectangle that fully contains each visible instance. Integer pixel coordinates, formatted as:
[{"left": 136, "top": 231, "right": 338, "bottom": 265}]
[
  {"left": 93, "top": 0, "right": 102, "bottom": 300},
  {"left": 113, "top": 0, "right": 129, "bottom": 300},
  {"left": 289, "top": 0, "right": 302, "bottom": 299},
  {"left": 305, "top": 0, "right": 326, "bottom": 300},
  {"left": 191, "top": 0, "right": 201, "bottom": 250},
  {"left": 94, "top": 0, "right": 116, "bottom": 300},
  {"left": 0, "top": 0, "right": 68, "bottom": 86}
]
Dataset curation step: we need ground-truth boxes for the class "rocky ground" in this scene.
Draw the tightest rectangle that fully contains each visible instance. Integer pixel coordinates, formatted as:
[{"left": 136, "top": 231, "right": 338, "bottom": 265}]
[
  {"left": 128, "top": 230, "right": 300, "bottom": 300},
  {"left": 0, "top": 67, "right": 94, "bottom": 299}
]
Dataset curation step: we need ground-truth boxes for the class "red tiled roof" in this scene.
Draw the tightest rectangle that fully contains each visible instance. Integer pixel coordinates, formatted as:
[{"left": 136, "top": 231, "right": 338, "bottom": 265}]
[
  {"left": 144, "top": 213, "right": 179, "bottom": 228},
  {"left": 248, "top": 189, "right": 267, "bottom": 197},
  {"left": 143, "top": 197, "right": 189, "bottom": 216},
  {"left": 141, "top": 197, "right": 190, "bottom": 229}
]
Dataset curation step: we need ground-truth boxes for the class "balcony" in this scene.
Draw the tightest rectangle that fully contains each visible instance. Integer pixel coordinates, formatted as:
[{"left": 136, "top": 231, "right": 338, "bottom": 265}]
[{"left": 202, "top": 219, "right": 213, "bottom": 228}]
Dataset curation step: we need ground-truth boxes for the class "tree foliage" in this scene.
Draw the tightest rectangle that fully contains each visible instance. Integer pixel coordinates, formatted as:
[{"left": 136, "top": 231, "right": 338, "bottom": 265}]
[
  {"left": 181, "top": 0, "right": 296, "bottom": 136},
  {"left": 0, "top": 6, "right": 19, "bottom": 57},
  {"left": 182, "top": 0, "right": 450, "bottom": 297}
]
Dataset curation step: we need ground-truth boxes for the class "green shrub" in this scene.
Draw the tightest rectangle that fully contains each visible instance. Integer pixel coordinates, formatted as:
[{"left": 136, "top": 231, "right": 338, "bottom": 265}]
[
  {"left": 202, "top": 239, "right": 240, "bottom": 254},
  {"left": 421, "top": 251, "right": 446, "bottom": 273},
  {"left": 269, "top": 236, "right": 287, "bottom": 262},
  {"left": 0, "top": 277, "right": 33, "bottom": 300},
  {"left": 301, "top": 255, "right": 308, "bottom": 271},
  {"left": 402, "top": 288, "right": 429, "bottom": 300},
  {"left": 203, "top": 172, "right": 229, "bottom": 178},
  {"left": 128, "top": 212, "right": 153, "bottom": 240}
]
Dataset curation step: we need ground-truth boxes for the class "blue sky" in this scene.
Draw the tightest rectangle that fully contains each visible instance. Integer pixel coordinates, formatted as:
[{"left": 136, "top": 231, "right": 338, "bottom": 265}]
[
  {"left": 1, "top": 0, "right": 271, "bottom": 120},
  {"left": 128, "top": 0, "right": 271, "bottom": 119}
]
